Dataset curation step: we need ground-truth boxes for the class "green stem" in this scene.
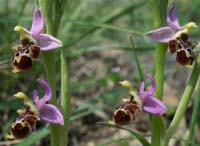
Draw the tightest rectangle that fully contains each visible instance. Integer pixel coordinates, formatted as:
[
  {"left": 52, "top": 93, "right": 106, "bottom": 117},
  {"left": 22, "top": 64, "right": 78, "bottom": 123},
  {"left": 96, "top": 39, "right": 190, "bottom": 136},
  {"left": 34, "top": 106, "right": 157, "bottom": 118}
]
[
  {"left": 42, "top": 50, "right": 60, "bottom": 146},
  {"left": 162, "top": 54, "right": 200, "bottom": 146},
  {"left": 42, "top": 51, "right": 57, "bottom": 105},
  {"left": 39, "top": 0, "right": 53, "bottom": 34},
  {"left": 52, "top": 1, "right": 71, "bottom": 145},
  {"left": 130, "top": 37, "right": 144, "bottom": 82},
  {"left": 59, "top": 49, "right": 71, "bottom": 146},
  {"left": 148, "top": 0, "right": 168, "bottom": 146},
  {"left": 148, "top": 0, "right": 161, "bottom": 28},
  {"left": 186, "top": 80, "right": 200, "bottom": 146},
  {"left": 53, "top": 0, "right": 69, "bottom": 35},
  {"left": 154, "top": 43, "right": 167, "bottom": 100},
  {"left": 53, "top": 1, "right": 62, "bottom": 36},
  {"left": 151, "top": 43, "right": 167, "bottom": 146},
  {"left": 39, "top": 1, "right": 59, "bottom": 146}
]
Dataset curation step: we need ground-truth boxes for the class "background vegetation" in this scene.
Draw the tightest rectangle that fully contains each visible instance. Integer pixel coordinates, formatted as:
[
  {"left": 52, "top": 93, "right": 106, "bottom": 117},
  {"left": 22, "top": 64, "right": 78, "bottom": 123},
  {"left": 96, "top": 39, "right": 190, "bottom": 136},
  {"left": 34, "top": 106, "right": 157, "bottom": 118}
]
[{"left": 1, "top": 0, "right": 200, "bottom": 145}]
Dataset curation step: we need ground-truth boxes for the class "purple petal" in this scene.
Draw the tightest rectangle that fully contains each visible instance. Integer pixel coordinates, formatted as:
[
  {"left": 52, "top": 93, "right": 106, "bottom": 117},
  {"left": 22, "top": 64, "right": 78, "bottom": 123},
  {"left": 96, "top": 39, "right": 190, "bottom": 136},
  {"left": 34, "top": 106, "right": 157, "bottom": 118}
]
[
  {"left": 33, "top": 79, "right": 52, "bottom": 110},
  {"left": 39, "top": 104, "right": 64, "bottom": 125},
  {"left": 30, "top": 8, "right": 44, "bottom": 37},
  {"left": 142, "top": 96, "right": 167, "bottom": 115},
  {"left": 146, "top": 27, "right": 174, "bottom": 43},
  {"left": 144, "top": 71, "right": 156, "bottom": 95},
  {"left": 33, "top": 89, "right": 39, "bottom": 103},
  {"left": 167, "top": 2, "right": 181, "bottom": 32},
  {"left": 37, "top": 79, "right": 52, "bottom": 102},
  {"left": 36, "top": 34, "right": 63, "bottom": 51},
  {"left": 139, "top": 82, "right": 146, "bottom": 100}
]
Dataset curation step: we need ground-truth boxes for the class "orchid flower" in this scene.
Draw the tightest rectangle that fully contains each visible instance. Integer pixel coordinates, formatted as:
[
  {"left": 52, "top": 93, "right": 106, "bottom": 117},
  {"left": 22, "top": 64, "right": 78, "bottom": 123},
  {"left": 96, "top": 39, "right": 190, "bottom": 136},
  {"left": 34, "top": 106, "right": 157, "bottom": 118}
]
[
  {"left": 14, "top": 79, "right": 64, "bottom": 125},
  {"left": 12, "top": 8, "right": 63, "bottom": 73},
  {"left": 146, "top": 3, "right": 197, "bottom": 43},
  {"left": 14, "top": 7, "right": 62, "bottom": 51},
  {"left": 119, "top": 71, "right": 167, "bottom": 115},
  {"left": 146, "top": 3, "right": 197, "bottom": 66}
]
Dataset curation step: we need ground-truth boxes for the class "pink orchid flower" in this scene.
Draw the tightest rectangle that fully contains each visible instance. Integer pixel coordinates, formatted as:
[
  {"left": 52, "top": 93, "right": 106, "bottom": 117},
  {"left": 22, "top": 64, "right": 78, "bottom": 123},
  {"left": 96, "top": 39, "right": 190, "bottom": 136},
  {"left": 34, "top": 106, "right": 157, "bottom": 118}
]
[
  {"left": 14, "top": 79, "right": 64, "bottom": 125},
  {"left": 14, "top": 7, "right": 62, "bottom": 51},
  {"left": 120, "top": 71, "right": 167, "bottom": 115},
  {"left": 146, "top": 3, "right": 197, "bottom": 43}
]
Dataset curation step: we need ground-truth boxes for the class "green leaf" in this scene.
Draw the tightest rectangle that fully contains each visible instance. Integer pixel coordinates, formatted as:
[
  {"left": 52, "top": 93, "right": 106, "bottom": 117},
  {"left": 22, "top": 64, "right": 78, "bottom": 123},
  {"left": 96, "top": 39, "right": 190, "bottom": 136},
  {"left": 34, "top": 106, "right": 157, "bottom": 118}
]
[
  {"left": 130, "top": 37, "right": 144, "bottom": 82},
  {"left": 151, "top": 115, "right": 166, "bottom": 139},
  {"left": 98, "top": 122, "right": 151, "bottom": 146},
  {"left": 97, "top": 136, "right": 133, "bottom": 146}
]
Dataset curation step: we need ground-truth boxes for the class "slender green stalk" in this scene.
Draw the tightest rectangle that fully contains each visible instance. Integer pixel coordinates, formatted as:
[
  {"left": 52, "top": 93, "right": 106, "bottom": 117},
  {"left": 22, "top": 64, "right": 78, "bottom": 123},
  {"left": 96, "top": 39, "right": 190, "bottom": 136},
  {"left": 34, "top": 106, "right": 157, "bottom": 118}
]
[
  {"left": 186, "top": 80, "right": 200, "bottom": 146},
  {"left": 39, "top": 0, "right": 53, "bottom": 34},
  {"left": 52, "top": 1, "right": 71, "bottom": 145},
  {"left": 59, "top": 49, "right": 71, "bottom": 146},
  {"left": 42, "top": 46, "right": 60, "bottom": 146},
  {"left": 162, "top": 54, "right": 200, "bottom": 146},
  {"left": 53, "top": 1, "right": 62, "bottom": 35},
  {"left": 154, "top": 43, "right": 167, "bottom": 100},
  {"left": 130, "top": 37, "right": 144, "bottom": 82},
  {"left": 148, "top": 0, "right": 168, "bottom": 146},
  {"left": 39, "top": 1, "right": 60, "bottom": 146},
  {"left": 53, "top": 0, "right": 69, "bottom": 35},
  {"left": 41, "top": 52, "right": 57, "bottom": 105}
]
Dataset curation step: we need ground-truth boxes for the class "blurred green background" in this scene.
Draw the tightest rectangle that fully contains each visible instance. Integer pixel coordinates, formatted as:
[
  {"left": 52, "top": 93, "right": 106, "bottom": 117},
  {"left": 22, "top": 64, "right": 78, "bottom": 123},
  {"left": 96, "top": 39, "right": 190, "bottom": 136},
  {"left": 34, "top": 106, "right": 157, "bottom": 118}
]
[{"left": 1, "top": 0, "right": 200, "bottom": 146}]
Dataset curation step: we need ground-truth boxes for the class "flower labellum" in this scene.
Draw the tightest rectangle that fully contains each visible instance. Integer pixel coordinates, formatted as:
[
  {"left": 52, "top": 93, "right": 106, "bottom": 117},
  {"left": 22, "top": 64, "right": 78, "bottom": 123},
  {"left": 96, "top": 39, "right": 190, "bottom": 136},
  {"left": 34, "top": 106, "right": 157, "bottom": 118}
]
[
  {"left": 12, "top": 41, "right": 41, "bottom": 73},
  {"left": 7, "top": 108, "right": 40, "bottom": 140},
  {"left": 12, "top": 46, "right": 32, "bottom": 73},
  {"left": 113, "top": 96, "right": 140, "bottom": 125}
]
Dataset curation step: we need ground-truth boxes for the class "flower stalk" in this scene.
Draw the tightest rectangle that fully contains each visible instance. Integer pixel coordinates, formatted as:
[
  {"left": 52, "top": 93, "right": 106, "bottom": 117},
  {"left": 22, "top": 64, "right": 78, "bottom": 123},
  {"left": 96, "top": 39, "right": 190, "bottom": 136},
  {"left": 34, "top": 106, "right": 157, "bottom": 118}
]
[
  {"left": 38, "top": 1, "right": 60, "bottom": 145},
  {"left": 148, "top": 0, "right": 168, "bottom": 146},
  {"left": 39, "top": 1, "right": 70, "bottom": 146},
  {"left": 41, "top": 25, "right": 60, "bottom": 146},
  {"left": 162, "top": 53, "right": 200, "bottom": 146}
]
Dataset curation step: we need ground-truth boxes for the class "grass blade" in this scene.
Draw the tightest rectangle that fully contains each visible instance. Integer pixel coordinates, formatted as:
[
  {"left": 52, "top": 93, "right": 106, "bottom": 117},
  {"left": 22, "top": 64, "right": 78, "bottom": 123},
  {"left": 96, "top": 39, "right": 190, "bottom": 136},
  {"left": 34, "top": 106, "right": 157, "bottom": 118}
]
[{"left": 98, "top": 122, "right": 151, "bottom": 146}]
